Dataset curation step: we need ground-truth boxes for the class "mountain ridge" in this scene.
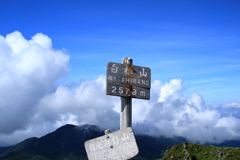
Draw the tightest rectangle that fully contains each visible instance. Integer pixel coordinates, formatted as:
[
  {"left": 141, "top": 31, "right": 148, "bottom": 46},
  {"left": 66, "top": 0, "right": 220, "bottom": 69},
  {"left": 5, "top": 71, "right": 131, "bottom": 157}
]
[{"left": 0, "top": 124, "right": 166, "bottom": 160}]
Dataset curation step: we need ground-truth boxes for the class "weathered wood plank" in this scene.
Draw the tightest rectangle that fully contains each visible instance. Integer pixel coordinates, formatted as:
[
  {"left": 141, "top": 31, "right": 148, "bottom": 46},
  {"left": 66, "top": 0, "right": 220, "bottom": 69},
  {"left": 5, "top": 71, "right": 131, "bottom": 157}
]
[{"left": 84, "top": 127, "right": 139, "bottom": 160}]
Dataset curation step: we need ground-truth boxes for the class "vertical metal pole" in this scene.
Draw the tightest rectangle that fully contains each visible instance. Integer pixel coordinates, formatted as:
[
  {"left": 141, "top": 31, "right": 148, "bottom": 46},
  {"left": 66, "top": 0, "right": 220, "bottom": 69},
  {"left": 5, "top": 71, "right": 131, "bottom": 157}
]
[{"left": 120, "top": 58, "right": 132, "bottom": 130}]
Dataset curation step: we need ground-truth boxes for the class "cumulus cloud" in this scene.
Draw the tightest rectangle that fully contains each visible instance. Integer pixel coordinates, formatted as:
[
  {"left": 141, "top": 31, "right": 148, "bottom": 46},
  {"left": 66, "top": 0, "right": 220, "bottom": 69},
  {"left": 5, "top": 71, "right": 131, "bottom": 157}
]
[
  {"left": 33, "top": 76, "right": 120, "bottom": 129},
  {"left": 0, "top": 31, "right": 69, "bottom": 143},
  {"left": 0, "top": 31, "right": 240, "bottom": 146},
  {"left": 133, "top": 79, "right": 240, "bottom": 144}
]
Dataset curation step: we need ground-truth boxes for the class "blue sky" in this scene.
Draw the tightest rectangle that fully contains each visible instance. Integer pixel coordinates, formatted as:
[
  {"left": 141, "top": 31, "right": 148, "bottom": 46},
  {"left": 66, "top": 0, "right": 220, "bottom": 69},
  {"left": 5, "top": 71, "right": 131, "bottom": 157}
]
[
  {"left": 4, "top": 0, "right": 239, "bottom": 104},
  {"left": 1, "top": 0, "right": 240, "bottom": 103},
  {"left": 0, "top": 0, "right": 240, "bottom": 146}
]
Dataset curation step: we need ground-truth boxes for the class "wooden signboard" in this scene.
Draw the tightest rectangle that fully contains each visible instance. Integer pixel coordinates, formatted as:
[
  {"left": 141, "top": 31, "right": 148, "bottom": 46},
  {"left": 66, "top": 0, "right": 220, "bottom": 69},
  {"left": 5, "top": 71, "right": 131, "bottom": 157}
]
[
  {"left": 84, "top": 127, "right": 139, "bottom": 160},
  {"left": 106, "top": 83, "right": 150, "bottom": 100},
  {"left": 106, "top": 62, "right": 151, "bottom": 100}
]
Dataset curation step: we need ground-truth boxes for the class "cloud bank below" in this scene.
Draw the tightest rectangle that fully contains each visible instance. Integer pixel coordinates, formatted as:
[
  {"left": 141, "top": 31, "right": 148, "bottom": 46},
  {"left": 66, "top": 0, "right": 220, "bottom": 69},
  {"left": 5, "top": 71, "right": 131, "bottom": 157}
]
[{"left": 0, "top": 31, "right": 239, "bottom": 146}]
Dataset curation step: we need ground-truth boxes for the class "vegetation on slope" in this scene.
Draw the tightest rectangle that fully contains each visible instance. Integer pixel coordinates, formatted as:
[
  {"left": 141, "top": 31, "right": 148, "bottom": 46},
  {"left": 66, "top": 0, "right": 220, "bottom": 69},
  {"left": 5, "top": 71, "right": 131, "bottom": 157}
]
[{"left": 157, "top": 142, "right": 240, "bottom": 160}]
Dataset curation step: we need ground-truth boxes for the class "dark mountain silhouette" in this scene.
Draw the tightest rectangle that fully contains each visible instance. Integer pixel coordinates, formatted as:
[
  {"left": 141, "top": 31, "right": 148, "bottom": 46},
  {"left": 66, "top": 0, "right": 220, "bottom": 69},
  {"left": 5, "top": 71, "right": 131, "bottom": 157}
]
[
  {"left": 205, "top": 140, "right": 240, "bottom": 148},
  {"left": 0, "top": 124, "right": 167, "bottom": 160},
  {"left": 0, "top": 124, "right": 104, "bottom": 160}
]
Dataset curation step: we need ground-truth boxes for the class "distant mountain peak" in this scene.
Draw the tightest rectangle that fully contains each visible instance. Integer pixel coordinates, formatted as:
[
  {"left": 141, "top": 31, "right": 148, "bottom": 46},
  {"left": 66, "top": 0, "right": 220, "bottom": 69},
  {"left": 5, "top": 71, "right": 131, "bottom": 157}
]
[
  {"left": 0, "top": 124, "right": 105, "bottom": 160},
  {"left": 54, "top": 124, "right": 103, "bottom": 139}
]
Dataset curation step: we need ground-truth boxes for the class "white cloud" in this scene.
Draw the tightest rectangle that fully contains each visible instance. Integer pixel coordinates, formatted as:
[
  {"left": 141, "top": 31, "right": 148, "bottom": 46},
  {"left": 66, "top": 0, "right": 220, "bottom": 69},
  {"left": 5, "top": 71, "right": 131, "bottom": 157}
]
[
  {"left": 0, "top": 31, "right": 69, "bottom": 141},
  {"left": 33, "top": 76, "right": 119, "bottom": 130},
  {"left": 223, "top": 102, "right": 240, "bottom": 108},
  {"left": 133, "top": 79, "right": 240, "bottom": 144},
  {"left": 0, "top": 31, "right": 240, "bottom": 146}
]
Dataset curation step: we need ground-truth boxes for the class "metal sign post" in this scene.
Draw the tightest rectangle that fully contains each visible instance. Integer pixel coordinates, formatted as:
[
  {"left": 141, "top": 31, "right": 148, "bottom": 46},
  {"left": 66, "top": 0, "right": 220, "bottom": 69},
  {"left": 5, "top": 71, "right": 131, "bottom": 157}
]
[{"left": 121, "top": 58, "right": 132, "bottom": 130}]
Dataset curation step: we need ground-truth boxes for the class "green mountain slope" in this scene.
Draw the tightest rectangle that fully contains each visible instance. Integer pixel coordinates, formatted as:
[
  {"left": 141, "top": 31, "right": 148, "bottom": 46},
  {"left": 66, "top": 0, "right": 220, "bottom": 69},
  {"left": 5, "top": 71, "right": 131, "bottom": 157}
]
[{"left": 158, "top": 142, "right": 240, "bottom": 160}]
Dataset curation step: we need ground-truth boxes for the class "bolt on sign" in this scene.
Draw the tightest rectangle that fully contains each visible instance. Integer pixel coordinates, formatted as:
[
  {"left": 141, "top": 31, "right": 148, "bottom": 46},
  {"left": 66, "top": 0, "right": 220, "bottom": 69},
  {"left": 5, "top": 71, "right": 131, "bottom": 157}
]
[
  {"left": 106, "top": 62, "right": 151, "bottom": 100},
  {"left": 84, "top": 127, "right": 139, "bottom": 160}
]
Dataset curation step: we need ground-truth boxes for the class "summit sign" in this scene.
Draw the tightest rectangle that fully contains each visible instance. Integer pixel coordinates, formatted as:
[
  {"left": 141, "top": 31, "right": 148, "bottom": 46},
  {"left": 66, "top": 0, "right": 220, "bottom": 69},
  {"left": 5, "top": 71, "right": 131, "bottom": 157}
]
[
  {"left": 106, "top": 62, "right": 151, "bottom": 100},
  {"left": 84, "top": 59, "right": 150, "bottom": 160}
]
